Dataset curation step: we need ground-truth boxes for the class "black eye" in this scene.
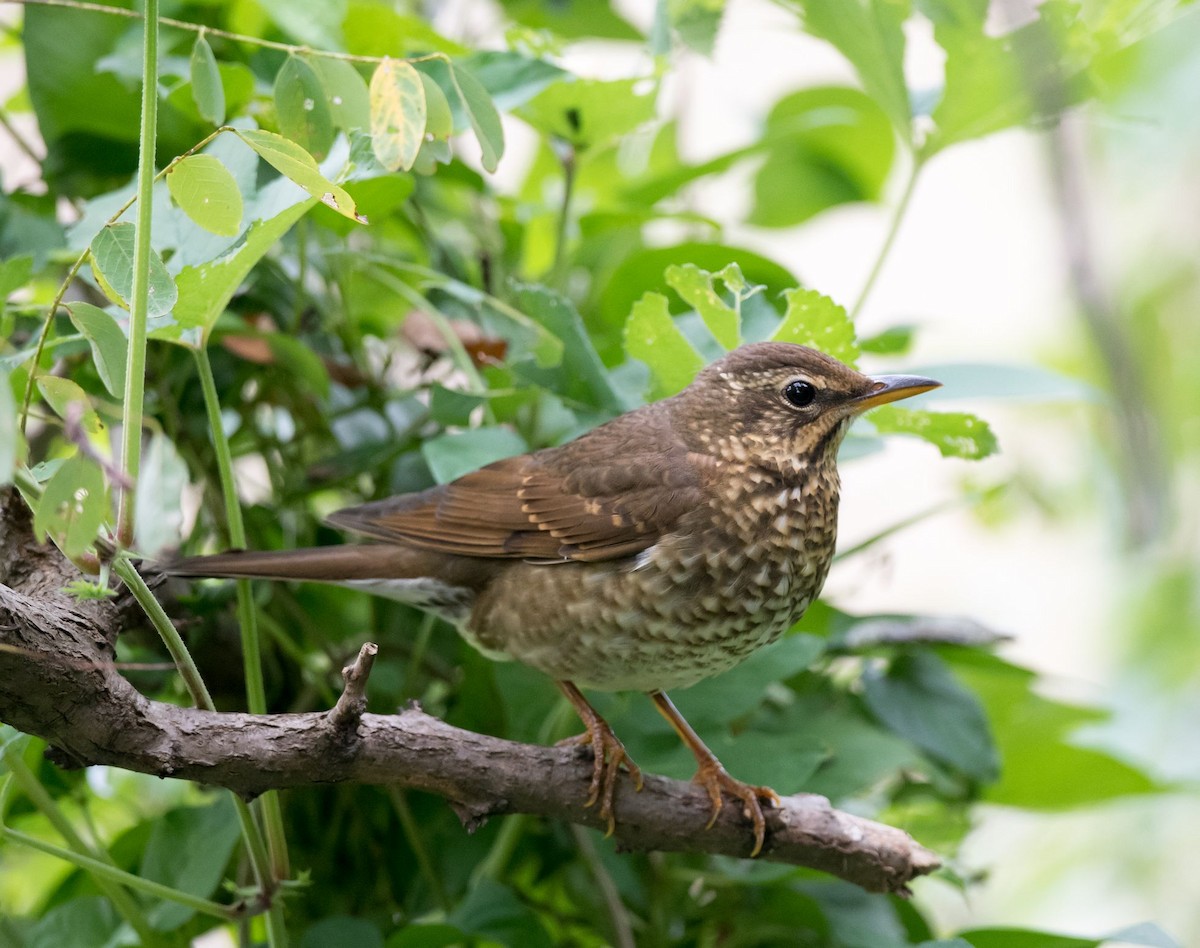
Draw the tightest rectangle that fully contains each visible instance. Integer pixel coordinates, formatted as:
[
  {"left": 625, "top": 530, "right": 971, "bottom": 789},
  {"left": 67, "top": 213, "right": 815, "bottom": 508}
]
[{"left": 782, "top": 379, "right": 816, "bottom": 407}]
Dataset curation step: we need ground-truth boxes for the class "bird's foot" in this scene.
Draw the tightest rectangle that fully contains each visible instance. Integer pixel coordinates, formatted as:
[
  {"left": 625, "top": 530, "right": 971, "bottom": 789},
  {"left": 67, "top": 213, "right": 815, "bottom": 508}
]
[
  {"left": 557, "top": 722, "right": 644, "bottom": 834},
  {"left": 692, "top": 759, "right": 780, "bottom": 858}
]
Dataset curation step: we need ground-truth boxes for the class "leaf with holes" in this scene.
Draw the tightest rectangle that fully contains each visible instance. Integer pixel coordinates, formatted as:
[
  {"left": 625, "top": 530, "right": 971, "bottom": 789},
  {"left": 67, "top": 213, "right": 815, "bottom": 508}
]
[
  {"left": 314, "top": 57, "right": 371, "bottom": 133},
  {"left": 867, "top": 406, "right": 998, "bottom": 459},
  {"left": 33, "top": 453, "right": 108, "bottom": 558},
  {"left": 772, "top": 288, "right": 859, "bottom": 366},
  {"left": 275, "top": 55, "right": 334, "bottom": 158},
  {"left": 624, "top": 292, "right": 704, "bottom": 401},
  {"left": 166, "top": 154, "right": 243, "bottom": 237},
  {"left": 234, "top": 128, "right": 364, "bottom": 223},
  {"left": 665, "top": 263, "right": 742, "bottom": 350},
  {"left": 369, "top": 58, "right": 427, "bottom": 172},
  {"left": 89, "top": 222, "right": 178, "bottom": 318}
]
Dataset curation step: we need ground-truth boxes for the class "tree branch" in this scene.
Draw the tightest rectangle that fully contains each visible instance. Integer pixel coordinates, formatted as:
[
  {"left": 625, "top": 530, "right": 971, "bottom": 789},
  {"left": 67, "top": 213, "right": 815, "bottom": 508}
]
[{"left": 0, "top": 489, "right": 939, "bottom": 895}]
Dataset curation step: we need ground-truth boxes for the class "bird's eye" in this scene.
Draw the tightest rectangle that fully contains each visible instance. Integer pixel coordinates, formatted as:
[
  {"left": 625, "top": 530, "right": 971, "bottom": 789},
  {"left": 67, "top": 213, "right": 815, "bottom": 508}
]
[{"left": 782, "top": 379, "right": 816, "bottom": 408}]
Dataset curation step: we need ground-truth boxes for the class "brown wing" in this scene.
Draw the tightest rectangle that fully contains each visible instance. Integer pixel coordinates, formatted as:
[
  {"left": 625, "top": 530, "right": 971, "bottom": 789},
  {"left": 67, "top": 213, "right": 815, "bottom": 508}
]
[{"left": 325, "top": 407, "right": 710, "bottom": 562}]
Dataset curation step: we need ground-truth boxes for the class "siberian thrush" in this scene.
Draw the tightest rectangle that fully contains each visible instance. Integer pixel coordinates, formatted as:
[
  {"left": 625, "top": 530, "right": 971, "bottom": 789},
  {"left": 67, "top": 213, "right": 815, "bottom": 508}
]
[{"left": 171, "top": 342, "right": 939, "bottom": 855}]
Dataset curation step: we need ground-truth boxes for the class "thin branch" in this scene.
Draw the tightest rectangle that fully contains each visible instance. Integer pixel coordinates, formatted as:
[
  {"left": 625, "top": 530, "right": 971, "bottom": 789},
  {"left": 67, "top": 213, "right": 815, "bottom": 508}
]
[
  {"left": 7, "top": 0, "right": 447, "bottom": 66},
  {"left": 0, "top": 490, "right": 940, "bottom": 895},
  {"left": 849, "top": 159, "right": 923, "bottom": 324},
  {"left": 328, "top": 643, "right": 378, "bottom": 732}
]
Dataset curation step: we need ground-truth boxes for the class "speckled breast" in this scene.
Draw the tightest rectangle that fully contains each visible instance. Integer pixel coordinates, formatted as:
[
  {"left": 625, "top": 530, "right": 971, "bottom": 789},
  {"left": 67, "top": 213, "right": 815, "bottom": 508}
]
[{"left": 463, "top": 467, "right": 840, "bottom": 693}]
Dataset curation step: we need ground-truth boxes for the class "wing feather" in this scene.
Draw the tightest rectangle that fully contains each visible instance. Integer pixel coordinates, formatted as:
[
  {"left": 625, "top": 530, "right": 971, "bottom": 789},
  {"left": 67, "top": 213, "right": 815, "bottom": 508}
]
[{"left": 325, "top": 406, "right": 712, "bottom": 562}]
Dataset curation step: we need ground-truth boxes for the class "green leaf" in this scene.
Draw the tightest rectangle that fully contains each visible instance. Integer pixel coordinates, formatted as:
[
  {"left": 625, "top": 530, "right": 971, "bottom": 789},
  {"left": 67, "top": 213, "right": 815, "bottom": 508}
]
[
  {"left": 748, "top": 86, "right": 896, "bottom": 227},
  {"left": 422, "top": 427, "right": 528, "bottom": 484},
  {"left": 419, "top": 71, "right": 454, "bottom": 139},
  {"left": 517, "top": 77, "right": 657, "bottom": 148},
  {"left": 664, "top": 263, "right": 742, "bottom": 350},
  {"left": 790, "top": 0, "right": 912, "bottom": 137},
  {"left": 447, "top": 879, "right": 553, "bottom": 948},
  {"left": 301, "top": 916, "right": 385, "bottom": 948},
  {"left": 28, "top": 897, "right": 118, "bottom": 948},
  {"left": 37, "top": 376, "right": 104, "bottom": 435},
  {"left": 859, "top": 323, "right": 915, "bottom": 355},
  {"left": 33, "top": 452, "right": 107, "bottom": 558},
  {"left": 385, "top": 924, "right": 468, "bottom": 948},
  {"left": 509, "top": 282, "right": 622, "bottom": 412},
  {"left": 448, "top": 63, "right": 505, "bottom": 173},
  {"left": 623, "top": 292, "right": 704, "bottom": 400},
  {"left": 189, "top": 34, "right": 225, "bottom": 125},
  {"left": 166, "top": 154, "right": 244, "bottom": 237},
  {"left": 863, "top": 651, "right": 999, "bottom": 781},
  {"left": 957, "top": 931, "right": 1097, "bottom": 948},
  {"left": 0, "top": 253, "right": 33, "bottom": 298},
  {"left": 165, "top": 200, "right": 317, "bottom": 347},
  {"left": 141, "top": 797, "right": 241, "bottom": 930},
  {"left": 598, "top": 243, "right": 798, "bottom": 363},
  {"left": 256, "top": 0, "right": 345, "bottom": 49},
  {"left": 675, "top": 634, "right": 826, "bottom": 727},
  {"left": 275, "top": 55, "right": 335, "bottom": 159},
  {"left": 0, "top": 367, "right": 16, "bottom": 485},
  {"left": 66, "top": 302, "right": 128, "bottom": 397},
  {"left": 369, "top": 58, "right": 427, "bottom": 172},
  {"left": 314, "top": 57, "right": 372, "bottom": 133},
  {"left": 89, "top": 222, "right": 178, "bottom": 318},
  {"left": 429, "top": 384, "right": 486, "bottom": 426},
  {"left": 949, "top": 650, "right": 1161, "bottom": 809},
  {"left": 923, "top": 2, "right": 1097, "bottom": 154},
  {"left": 867, "top": 406, "right": 997, "bottom": 459},
  {"left": 772, "top": 288, "right": 859, "bottom": 366},
  {"left": 234, "top": 128, "right": 365, "bottom": 224},
  {"left": 669, "top": 0, "right": 728, "bottom": 55}
]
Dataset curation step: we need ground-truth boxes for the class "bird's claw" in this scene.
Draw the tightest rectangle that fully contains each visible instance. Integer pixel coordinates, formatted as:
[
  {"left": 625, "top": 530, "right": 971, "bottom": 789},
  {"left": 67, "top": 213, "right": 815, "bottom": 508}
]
[
  {"left": 558, "top": 722, "right": 644, "bottom": 832},
  {"left": 693, "top": 760, "right": 779, "bottom": 857}
]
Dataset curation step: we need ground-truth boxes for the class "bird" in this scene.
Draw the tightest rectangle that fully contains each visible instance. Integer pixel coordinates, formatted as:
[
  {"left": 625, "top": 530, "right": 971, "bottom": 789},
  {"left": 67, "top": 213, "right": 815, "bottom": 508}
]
[{"left": 169, "top": 342, "right": 939, "bottom": 856}]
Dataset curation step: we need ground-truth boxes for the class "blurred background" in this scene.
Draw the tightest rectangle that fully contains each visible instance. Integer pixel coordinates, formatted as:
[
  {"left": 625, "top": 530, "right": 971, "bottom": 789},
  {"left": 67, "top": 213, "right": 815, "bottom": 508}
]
[{"left": 2, "top": 0, "right": 1198, "bottom": 943}]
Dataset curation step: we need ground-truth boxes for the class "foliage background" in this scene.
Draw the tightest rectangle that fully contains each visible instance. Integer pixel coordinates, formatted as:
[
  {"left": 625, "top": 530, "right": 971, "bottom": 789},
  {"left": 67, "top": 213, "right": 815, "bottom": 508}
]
[{"left": 1, "top": 0, "right": 1198, "bottom": 945}]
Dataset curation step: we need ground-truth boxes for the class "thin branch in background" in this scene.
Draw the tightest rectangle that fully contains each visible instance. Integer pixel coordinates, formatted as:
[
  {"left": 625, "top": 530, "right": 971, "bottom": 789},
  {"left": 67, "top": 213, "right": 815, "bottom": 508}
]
[
  {"left": 850, "top": 158, "right": 923, "bottom": 323},
  {"left": 1046, "top": 114, "right": 1169, "bottom": 546}
]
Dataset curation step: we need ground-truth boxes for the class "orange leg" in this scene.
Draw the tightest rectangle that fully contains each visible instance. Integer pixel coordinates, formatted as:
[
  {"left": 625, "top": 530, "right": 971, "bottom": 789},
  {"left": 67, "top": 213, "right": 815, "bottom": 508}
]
[
  {"left": 649, "top": 691, "right": 780, "bottom": 857},
  {"left": 556, "top": 681, "right": 644, "bottom": 834}
]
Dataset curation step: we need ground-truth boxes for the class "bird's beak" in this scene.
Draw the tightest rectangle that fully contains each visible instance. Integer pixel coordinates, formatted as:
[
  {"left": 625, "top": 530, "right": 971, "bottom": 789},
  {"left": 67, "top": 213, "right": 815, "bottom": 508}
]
[{"left": 851, "top": 375, "right": 942, "bottom": 413}]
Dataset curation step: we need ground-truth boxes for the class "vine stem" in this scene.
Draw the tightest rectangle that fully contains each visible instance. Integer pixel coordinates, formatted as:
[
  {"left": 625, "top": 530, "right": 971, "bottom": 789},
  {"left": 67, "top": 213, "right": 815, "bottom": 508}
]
[
  {"left": 1, "top": 747, "right": 162, "bottom": 945},
  {"left": 194, "top": 346, "right": 293, "bottom": 885},
  {"left": 10, "top": 0, "right": 449, "bottom": 66},
  {"left": 849, "top": 158, "right": 923, "bottom": 324}
]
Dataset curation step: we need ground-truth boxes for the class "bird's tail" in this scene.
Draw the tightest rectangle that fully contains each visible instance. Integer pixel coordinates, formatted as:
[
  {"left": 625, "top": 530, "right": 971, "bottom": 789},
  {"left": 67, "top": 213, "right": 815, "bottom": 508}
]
[{"left": 167, "top": 544, "right": 455, "bottom": 583}]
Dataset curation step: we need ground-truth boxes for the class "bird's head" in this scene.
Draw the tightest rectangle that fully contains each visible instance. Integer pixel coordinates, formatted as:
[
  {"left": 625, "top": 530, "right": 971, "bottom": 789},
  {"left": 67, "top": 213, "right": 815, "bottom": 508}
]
[{"left": 672, "top": 342, "right": 940, "bottom": 475}]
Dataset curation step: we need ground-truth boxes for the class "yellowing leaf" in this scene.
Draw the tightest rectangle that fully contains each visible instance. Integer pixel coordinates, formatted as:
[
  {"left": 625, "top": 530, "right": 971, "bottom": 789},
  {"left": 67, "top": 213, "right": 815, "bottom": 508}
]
[
  {"left": 234, "top": 129, "right": 366, "bottom": 224},
  {"left": 369, "top": 58, "right": 426, "bottom": 172}
]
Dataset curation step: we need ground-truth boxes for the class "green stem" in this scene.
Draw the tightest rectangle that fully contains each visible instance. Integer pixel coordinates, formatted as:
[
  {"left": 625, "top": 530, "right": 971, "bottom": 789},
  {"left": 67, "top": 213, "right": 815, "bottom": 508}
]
[
  {"left": 550, "top": 143, "right": 576, "bottom": 289},
  {"left": 111, "top": 558, "right": 284, "bottom": 941},
  {"left": 115, "top": 0, "right": 160, "bottom": 547},
  {"left": 1, "top": 747, "right": 162, "bottom": 945},
  {"left": 0, "top": 825, "right": 255, "bottom": 921},
  {"left": 194, "top": 347, "right": 292, "bottom": 886},
  {"left": 387, "top": 788, "right": 450, "bottom": 911},
  {"left": 113, "top": 558, "right": 214, "bottom": 709},
  {"left": 849, "top": 158, "right": 923, "bottom": 324}
]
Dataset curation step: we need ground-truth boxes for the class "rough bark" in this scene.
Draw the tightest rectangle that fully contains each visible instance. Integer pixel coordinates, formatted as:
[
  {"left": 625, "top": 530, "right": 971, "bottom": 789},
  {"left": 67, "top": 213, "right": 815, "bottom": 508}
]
[{"left": 0, "top": 488, "right": 939, "bottom": 895}]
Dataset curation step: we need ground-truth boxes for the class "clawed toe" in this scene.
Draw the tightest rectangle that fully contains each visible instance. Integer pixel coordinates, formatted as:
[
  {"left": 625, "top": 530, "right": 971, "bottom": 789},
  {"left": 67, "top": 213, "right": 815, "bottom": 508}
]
[{"left": 694, "top": 762, "right": 777, "bottom": 857}]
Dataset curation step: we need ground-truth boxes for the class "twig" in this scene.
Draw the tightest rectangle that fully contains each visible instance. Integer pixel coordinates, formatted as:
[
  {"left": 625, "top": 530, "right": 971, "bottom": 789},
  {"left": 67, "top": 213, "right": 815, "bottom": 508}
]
[{"left": 328, "top": 643, "right": 378, "bottom": 732}]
